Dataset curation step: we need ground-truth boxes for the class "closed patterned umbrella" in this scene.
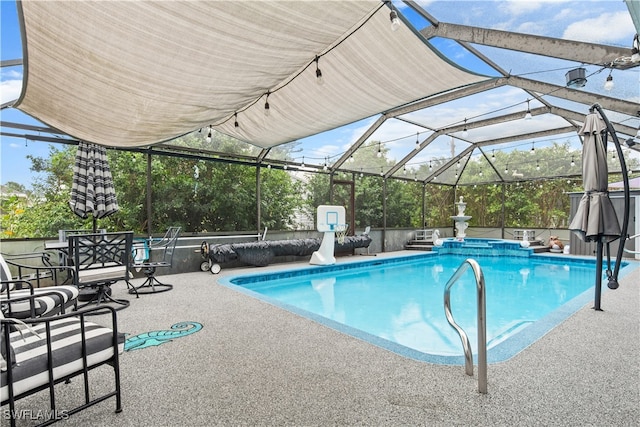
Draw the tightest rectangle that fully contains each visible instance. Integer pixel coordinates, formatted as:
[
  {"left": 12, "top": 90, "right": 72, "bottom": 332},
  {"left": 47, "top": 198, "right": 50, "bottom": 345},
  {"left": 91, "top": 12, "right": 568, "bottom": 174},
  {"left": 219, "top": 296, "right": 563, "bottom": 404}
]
[{"left": 69, "top": 142, "right": 119, "bottom": 228}]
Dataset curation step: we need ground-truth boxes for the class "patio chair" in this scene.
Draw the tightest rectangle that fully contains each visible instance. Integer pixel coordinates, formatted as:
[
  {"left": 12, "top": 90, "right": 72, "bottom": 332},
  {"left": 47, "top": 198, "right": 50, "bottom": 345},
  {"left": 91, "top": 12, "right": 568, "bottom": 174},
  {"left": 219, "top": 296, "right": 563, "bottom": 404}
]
[
  {"left": 1, "top": 253, "right": 78, "bottom": 320},
  {"left": 1, "top": 305, "right": 124, "bottom": 427},
  {"left": 129, "top": 227, "right": 181, "bottom": 294},
  {"left": 67, "top": 231, "right": 135, "bottom": 311}
]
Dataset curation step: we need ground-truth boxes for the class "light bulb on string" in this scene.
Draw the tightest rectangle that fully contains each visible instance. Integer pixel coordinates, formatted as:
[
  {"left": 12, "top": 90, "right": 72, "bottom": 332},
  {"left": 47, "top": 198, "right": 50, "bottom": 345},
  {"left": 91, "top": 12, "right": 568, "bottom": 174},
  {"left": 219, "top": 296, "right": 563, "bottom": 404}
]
[
  {"left": 206, "top": 126, "right": 212, "bottom": 143},
  {"left": 570, "top": 157, "right": 575, "bottom": 167},
  {"left": 349, "top": 154, "right": 354, "bottom": 163},
  {"left": 264, "top": 92, "right": 271, "bottom": 117},
  {"left": 604, "top": 71, "right": 614, "bottom": 91},
  {"left": 234, "top": 113, "right": 239, "bottom": 128},
  {"left": 429, "top": 161, "right": 432, "bottom": 171},
  {"left": 301, "top": 156, "right": 305, "bottom": 168},
  {"left": 403, "top": 165, "right": 407, "bottom": 175},
  {"left": 530, "top": 142, "right": 535, "bottom": 155},
  {"left": 462, "top": 119, "right": 468, "bottom": 138},
  {"left": 491, "top": 150, "right": 496, "bottom": 162},
  {"left": 415, "top": 132, "right": 420, "bottom": 150},
  {"left": 524, "top": 99, "right": 532, "bottom": 120},
  {"left": 377, "top": 142, "right": 382, "bottom": 158},
  {"left": 389, "top": 9, "right": 400, "bottom": 31},
  {"left": 536, "top": 161, "right": 540, "bottom": 171},
  {"left": 315, "top": 56, "right": 324, "bottom": 86}
]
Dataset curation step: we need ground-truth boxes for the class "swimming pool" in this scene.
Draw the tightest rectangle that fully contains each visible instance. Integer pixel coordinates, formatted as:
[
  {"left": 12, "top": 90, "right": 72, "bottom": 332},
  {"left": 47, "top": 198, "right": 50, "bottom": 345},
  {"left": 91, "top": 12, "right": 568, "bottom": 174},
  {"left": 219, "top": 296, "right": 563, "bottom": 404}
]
[{"left": 219, "top": 252, "right": 636, "bottom": 365}]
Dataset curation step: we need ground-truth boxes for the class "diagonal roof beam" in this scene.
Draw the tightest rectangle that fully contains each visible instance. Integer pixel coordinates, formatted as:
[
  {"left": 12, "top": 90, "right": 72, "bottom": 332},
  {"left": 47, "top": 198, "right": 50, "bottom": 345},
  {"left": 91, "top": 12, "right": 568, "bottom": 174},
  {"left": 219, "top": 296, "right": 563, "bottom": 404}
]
[
  {"left": 331, "top": 115, "right": 388, "bottom": 170},
  {"left": 504, "top": 76, "right": 640, "bottom": 116},
  {"left": 548, "top": 106, "right": 639, "bottom": 137},
  {"left": 385, "top": 131, "right": 442, "bottom": 177},
  {"left": 386, "top": 78, "right": 507, "bottom": 118},
  {"left": 420, "top": 22, "right": 637, "bottom": 69},
  {"left": 474, "top": 126, "right": 577, "bottom": 147},
  {"left": 386, "top": 106, "right": 551, "bottom": 177}
]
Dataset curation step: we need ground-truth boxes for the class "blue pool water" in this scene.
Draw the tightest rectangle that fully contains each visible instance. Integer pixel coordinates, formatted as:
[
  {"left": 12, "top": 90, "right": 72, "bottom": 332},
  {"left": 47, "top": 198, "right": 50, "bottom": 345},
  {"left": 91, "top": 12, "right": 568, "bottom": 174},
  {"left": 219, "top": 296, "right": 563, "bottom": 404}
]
[{"left": 219, "top": 252, "right": 636, "bottom": 364}]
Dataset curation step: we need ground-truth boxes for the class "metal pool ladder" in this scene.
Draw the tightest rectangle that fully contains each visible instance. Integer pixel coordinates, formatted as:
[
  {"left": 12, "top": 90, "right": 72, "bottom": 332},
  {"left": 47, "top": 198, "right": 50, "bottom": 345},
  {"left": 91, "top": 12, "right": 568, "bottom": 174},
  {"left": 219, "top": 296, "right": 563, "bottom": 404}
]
[{"left": 443, "top": 258, "right": 487, "bottom": 394}]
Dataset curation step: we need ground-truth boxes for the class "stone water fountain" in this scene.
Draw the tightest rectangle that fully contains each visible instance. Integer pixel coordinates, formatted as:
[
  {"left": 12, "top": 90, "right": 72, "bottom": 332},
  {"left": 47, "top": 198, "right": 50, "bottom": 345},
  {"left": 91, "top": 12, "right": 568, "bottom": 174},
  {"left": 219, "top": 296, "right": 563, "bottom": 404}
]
[{"left": 451, "top": 196, "right": 472, "bottom": 240}]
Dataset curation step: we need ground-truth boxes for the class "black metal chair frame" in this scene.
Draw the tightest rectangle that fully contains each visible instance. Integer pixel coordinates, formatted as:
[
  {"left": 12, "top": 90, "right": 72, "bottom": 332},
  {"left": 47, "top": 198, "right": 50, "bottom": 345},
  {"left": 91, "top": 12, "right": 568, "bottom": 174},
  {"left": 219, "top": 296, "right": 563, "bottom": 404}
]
[
  {"left": 67, "top": 232, "right": 136, "bottom": 311},
  {"left": 130, "top": 227, "right": 180, "bottom": 294},
  {"left": 1, "top": 305, "right": 123, "bottom": 427}
]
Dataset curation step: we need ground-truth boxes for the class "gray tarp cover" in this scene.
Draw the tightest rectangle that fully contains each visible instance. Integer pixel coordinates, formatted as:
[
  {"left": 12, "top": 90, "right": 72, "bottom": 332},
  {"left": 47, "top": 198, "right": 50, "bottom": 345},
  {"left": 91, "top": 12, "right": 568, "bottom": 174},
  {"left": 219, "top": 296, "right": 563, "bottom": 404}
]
[{"left": 206, "top": 236, "right": 372, "bottom": 267}]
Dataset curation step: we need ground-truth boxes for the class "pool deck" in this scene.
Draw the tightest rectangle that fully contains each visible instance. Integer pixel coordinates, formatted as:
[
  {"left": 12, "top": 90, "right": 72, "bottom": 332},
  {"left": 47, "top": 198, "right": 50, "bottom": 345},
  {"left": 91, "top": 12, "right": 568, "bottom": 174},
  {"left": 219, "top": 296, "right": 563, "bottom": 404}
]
[{"left": 10, "top": 251, "right": 639, "bottom": 426}]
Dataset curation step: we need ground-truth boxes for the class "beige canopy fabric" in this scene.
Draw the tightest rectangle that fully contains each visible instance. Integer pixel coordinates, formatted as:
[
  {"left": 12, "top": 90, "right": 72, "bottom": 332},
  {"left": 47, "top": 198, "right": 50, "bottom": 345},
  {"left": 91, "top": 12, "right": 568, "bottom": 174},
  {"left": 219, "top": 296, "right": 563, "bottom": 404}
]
[{"left": 14, "top": 0, "right": 487, "bottom": 149}]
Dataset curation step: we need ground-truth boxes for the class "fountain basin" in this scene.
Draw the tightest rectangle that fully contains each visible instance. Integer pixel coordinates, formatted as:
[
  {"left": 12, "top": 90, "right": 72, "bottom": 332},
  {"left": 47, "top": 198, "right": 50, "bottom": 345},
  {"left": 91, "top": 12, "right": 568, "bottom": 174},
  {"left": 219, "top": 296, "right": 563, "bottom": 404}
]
[{"left": 432, "top": 238, "right": 533, "bottom": 257}]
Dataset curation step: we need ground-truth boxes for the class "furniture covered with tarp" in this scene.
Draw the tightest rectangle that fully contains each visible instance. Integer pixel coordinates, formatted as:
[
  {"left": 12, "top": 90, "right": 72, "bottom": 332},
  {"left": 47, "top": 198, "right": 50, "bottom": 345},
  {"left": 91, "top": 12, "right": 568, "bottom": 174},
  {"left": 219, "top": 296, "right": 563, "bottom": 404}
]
[{"left": 200, "top": 235, "right": 372, "bottom": 272}]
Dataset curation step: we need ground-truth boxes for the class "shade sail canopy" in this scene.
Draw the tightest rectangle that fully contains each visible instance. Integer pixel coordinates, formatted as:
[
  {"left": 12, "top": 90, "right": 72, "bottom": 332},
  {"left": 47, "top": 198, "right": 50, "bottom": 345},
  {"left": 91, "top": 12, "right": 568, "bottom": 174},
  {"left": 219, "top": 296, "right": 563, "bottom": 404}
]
[
  {"left": 569, "top": 113, "right": 621, "bottom": 242},
  {"left": 13, "top": 0, "right": 487, "bottom": 149}
]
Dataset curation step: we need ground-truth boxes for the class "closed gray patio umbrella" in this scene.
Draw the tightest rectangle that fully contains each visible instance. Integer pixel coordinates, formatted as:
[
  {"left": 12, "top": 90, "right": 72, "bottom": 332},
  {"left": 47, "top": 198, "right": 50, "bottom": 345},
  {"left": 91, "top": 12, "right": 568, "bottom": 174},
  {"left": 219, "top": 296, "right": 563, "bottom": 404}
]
[
  {"left": 69, "top": 142, "right": 119, "bottom": 230},
  {"left": 569, "top": 111, "right": 621, "bottom": 310}
]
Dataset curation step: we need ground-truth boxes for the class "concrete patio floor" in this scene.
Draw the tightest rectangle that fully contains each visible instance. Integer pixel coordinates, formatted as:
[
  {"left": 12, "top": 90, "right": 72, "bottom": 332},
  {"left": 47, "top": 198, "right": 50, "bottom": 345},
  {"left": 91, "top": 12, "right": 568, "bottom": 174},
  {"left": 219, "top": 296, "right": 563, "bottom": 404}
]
[{"left": 7, "top": 251, "right": 639, "bottom": 426}]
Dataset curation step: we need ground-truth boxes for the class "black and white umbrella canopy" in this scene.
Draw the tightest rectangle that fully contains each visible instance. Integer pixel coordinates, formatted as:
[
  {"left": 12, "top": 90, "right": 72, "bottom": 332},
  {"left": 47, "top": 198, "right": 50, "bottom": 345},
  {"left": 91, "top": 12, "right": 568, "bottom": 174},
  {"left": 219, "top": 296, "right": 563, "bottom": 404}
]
[
  {"left": 569, "top": 113, "right": 621, "bottom": 242},
  {"left": 69, "top": 142, "right": 119, "bottom": 221}
]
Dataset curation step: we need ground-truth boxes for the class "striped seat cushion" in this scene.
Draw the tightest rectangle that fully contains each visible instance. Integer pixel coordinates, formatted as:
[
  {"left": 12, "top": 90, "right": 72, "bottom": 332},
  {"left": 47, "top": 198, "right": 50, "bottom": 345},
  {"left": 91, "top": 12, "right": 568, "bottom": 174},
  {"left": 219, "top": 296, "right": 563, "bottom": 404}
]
[
  {"left": 1, "top": 316, "right": 125, "bottom": 403},
  {"left": 77, "top": 265, "right": 127, "bottom": 285},
  {"left": 1, "top": 286, "right": 79, "bottom": 319}
]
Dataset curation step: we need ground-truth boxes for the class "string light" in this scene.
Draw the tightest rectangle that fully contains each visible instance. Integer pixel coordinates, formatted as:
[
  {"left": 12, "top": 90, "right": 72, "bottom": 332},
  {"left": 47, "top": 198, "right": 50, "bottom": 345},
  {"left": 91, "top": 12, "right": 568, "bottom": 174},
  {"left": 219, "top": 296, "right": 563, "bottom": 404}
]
[
  {"left": 491, "top": 150, "right": 495, "bottom": 162},
  {"left": 462, "top": 119, "right": 468, "bottom": 138},
  {"left": 603, "top": 70, "right": 614, "bottom": 91},
  {"left": 315, "top": 56, "right": 324, "bottom": 86},
  {"left": 206, "top": 125, "right": 212, "bottom": 143},
  {"left": 530, "top": 142, "right": 535, "bottom": 155},
  {"left": 504, "top": 164, "right": 509, "bottom": 174},
  {"left": 570, "top": 157, "right": 575, "bottom": 167},
  {"left": 264, "top": 92, "right": 271, "bottom": 117},
  {"left": 380, "top": 167, "right": 384, "bottom": 176},
  {"left": 536, "top": 161, "right": 540, "bottom": 171},
  {"left": 377, "top": 142, "right": 382, "bottom": 158},
  {"left": 349, "top": 154, "right": 354, "bottom": 163},
  {"left": 428, "top": 161, "right": 432, "bottom": 171},
  {"left": 389, "top": 7, "right": 400, "bottom": 31},
  {"left": 415, "top": 132, "right": 420, "bottom": 150},
  {"left": 524, "top": 99, "right": 532, "bottom": 120},
  {"left": 403, "top": 164, "right": 407, "bottom": 174},
  {"left": 323, "top": 157, "right": 328, "bottom": 171},
  {"left": 234, "top": 113, "right": 239, "bottom": 128}
]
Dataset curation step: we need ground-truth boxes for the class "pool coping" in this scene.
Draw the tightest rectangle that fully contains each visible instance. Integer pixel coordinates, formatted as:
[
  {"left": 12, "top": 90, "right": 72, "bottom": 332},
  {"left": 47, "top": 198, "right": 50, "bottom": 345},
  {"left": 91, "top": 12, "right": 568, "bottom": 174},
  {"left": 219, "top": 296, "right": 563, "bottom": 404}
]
[{"left": 217, "top": 252, "right": 639, "bottom": 366}]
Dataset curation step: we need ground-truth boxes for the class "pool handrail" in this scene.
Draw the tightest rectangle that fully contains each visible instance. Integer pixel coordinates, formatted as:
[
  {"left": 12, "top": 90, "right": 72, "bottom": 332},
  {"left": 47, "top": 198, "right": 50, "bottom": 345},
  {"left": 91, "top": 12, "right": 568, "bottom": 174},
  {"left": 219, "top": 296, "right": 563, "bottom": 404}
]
[{"left": 443, "top": 258, "right": 487, "bottom": 394}]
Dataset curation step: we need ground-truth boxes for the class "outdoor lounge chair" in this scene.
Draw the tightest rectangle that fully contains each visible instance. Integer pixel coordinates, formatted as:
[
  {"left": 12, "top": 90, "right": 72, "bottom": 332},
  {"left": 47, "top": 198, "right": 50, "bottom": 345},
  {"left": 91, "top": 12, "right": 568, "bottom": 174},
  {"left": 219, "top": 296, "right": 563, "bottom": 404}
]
[
  {"left": 1, "top": 305, "right": 124, "bottom": 427},
  {"left": 129, "top": 226, "right": 180, "bottom": 294},
  {"left": 1, "top": 254, "right": 78, "bottom": 320},
  {"left": 67, "top": 231, "right": 135, "bottom": 311}
]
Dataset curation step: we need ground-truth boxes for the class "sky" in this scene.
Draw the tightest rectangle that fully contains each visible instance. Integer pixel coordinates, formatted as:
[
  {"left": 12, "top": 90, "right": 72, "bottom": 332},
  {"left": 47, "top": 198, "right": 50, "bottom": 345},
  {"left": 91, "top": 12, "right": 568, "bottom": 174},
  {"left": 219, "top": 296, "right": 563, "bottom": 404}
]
[{"left": 1, "top": 0, "right": 638, "bottom": 189}]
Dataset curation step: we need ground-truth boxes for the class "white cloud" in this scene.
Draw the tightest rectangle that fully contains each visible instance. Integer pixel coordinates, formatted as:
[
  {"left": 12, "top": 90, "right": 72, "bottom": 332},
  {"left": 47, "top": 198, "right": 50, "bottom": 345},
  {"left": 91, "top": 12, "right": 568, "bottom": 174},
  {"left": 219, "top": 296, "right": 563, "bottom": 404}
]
[
  {"left": 562, "top": 11, "right": 634, "bottom": 43},
  {"left": 0, "top": 79, "right": 22, "bottom": 105}
]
